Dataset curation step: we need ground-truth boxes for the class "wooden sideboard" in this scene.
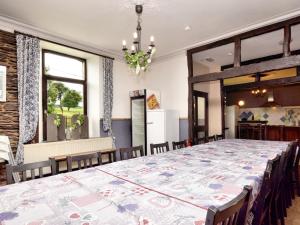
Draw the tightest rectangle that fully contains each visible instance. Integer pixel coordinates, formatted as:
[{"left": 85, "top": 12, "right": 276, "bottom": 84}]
[
  {"left": 266, "top": 125, "right": 300, "bottom": 141},
  {"left": 237, "top": 124, "right": 300, "bottom": 141}
]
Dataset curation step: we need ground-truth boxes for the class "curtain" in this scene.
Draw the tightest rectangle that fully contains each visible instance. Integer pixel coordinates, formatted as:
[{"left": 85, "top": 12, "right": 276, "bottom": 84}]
[
  {"left": 16, "top": 34, "right": 40, "bottom": 164},
  {"left": 102, "top": 57, "right": 114, "bottom": 135}
]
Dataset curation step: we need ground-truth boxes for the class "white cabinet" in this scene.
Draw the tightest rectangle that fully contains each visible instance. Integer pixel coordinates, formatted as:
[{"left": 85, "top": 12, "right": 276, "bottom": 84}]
[{"left": 147, "top": 110, "right": 179, "bottom": 154}]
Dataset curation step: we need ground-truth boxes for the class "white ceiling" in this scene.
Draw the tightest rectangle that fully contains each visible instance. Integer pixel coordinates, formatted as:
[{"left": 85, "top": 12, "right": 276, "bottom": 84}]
[{"left": 0, "top": 0, "right": 300, "bottom": 58}]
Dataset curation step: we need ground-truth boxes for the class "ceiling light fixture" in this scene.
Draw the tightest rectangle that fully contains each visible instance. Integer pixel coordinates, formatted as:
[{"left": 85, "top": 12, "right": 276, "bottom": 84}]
[
  {"left": 122, "top": 5, "right": 156, "bottom": 75},
  {"left": 185, "top": 26, "right": 191, "bottom": 31},
  {"left": 251, "top": 88, "right": 267, "bottom": 96}
]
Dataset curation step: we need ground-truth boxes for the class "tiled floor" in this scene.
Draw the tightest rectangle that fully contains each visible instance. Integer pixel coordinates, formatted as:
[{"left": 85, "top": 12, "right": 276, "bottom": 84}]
[{"left": 286, "top": 197, "right": 300, "bottom": 225}]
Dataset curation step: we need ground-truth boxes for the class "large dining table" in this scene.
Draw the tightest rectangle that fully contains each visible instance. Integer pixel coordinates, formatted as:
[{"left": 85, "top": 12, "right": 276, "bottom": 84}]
[{"left": 0, "top": 139, "right": 290, "bottom": 225}]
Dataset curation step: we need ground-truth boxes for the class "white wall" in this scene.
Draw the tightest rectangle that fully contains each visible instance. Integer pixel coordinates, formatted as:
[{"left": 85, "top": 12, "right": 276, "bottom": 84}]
[
  {"left": 113, "top": 53, "right": 189, "bottom": 119},
  {"left": 194, "top": 80, "right": 222, "bottom": 136}
]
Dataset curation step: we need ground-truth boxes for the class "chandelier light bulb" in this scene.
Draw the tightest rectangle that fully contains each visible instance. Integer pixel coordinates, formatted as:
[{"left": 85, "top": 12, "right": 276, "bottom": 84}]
[
  {"left": 150, "top": 36, "right": 155, "bottom": 42},
  {"left": 122, "top": 40, "right": 127, "bottom": 46},
  {"left": 131, "top": 45, "right": 135, "bottom": 51},
  {"left": 133, "top": 32, "right": 138, "bottom": 39}
]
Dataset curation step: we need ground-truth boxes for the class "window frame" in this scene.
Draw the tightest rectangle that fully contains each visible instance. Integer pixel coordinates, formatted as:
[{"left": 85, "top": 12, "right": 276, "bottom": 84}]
[{"left": 42, "top": 49, "right": 87, "bottom": 140}]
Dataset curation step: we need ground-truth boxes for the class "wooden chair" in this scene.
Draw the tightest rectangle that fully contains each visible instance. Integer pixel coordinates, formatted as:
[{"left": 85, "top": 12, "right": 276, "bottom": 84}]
[
  {"left": 205, "top": 185, "right": 252, "bottom": 225},
  {"left": 215, "top": 134, "right": 224, "bottom": 141},
  {"left": 67, "top": 152, "right": 102, "bottom": 172},
  {"left": 172, "top": 140, "right": 187, "bottom": 150},
  {"left": 285, "top": 141, "right": 298, "bottom": 207},
  {"left": 150, "top": 142, "right": 170, "bottom": 155},
  {"left": 271, "top": 148, "right": 291, "bottom": 225},
  {"left": 6, "top": 160, "right": 56, "bottom": 184},
  {"left": 207, "top": 136, "right": 215, "bottom": 142},
  {"left": 293, "top": 140, "right": 300, "bottom": 196},
  {"left": 252, "top": 155, "right": 281, "bottom": 225},
  {"left": 193, "top": 137, "right": 206, "bottom": 145},
  {"left": 119, "top": 145, "right": 144, "bottom": 160}
]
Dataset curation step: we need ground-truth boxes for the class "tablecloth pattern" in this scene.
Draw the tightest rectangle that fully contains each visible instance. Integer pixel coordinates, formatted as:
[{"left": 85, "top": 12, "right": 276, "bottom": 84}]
[{"left": 0, "top": 139, "right": 289, "bottom": 225}]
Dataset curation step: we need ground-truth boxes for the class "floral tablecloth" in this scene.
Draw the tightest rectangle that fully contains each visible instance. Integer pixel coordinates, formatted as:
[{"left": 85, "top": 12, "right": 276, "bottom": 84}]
[{"left": 0, "top": 139, "right": 289, "bottom": 225}]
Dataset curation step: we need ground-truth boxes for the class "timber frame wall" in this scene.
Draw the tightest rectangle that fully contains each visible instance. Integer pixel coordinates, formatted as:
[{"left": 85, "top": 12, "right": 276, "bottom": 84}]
[{"left": 187, "top": 16, "right": 300, "bottom": 139}]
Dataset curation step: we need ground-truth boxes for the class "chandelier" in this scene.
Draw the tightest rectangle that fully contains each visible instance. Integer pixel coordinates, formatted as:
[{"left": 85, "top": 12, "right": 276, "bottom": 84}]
[
  {"left": 122, "top": 5, "right": 156, "bottom": 75},
  {"left": 251, "top": 88, "right": 267, "bottom": 96}
]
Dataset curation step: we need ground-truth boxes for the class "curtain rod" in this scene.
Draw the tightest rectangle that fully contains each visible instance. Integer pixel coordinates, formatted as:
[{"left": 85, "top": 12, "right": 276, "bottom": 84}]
[{"left": 14, "top": 31, "right": 115, "bottom": 60}]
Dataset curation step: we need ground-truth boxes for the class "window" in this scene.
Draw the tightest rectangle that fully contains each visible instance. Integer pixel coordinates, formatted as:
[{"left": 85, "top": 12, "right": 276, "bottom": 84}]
[{"left": 42, "top": 50, "right": 87, "bottom": 140}]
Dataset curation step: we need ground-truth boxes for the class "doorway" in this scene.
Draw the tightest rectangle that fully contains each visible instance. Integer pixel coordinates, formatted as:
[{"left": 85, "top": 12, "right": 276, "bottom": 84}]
[{"left": 192, "top": 90, "right": 208, "bottom": 142}]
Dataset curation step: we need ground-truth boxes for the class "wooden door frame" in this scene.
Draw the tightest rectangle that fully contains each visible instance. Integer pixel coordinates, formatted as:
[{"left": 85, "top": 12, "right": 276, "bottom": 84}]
[
  {"left": 187, "top": 16, "right": 300, "bottom": 140},
  {"left": 192, "top": 90, "right": 209, "bottom": 140}
]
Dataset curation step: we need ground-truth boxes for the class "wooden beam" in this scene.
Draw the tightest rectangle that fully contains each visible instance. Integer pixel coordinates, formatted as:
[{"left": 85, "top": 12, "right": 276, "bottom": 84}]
[
  {"left": 190, "top": 55, "right": 300, "bottom": 83},
  {"left": 283, "top": 25, "right": 291, "bottom": 57},
  {"left": 224, "top": 76, "right": 300, "bottom": 92},
  {"left": 187, "top": 16, "right": 300, "bottom": 55},
  {"left": 187, "top": 52, "right": 193, "bottom": 78},
  {"left": 188, "top": 82, "right": 194, "bottom": 140},
  {"left": 234, "top": 38, "right": 241, "bottom": 67},
  {"left": 220, "top": 79, "right": 225, "bottom": 136}
]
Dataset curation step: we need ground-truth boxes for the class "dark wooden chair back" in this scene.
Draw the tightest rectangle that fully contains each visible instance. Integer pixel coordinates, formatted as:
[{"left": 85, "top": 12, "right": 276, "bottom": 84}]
[
  {"left": 215, "top": 134, "right": 224, "bottom": 141},
  {"left": 205, "top": 186, "right": 252, "bottom": 225},
  {"left": 119, "top": 145, "right": 144, "bottom": 160},
  {"left": 252, "top": 155, "right": 280, "bottom": 225},
  {"left": 207, "top": 135, "right": 215, "bottom": 142},
  {"left": 293, "top": 140, "right": 300, "bottom": 169},
  {"left": 150, "top": 142, "right": 170, "bottom": 155},
  {"left": 193, "top": 137, "right": 206, "bottom": 145},
  {"left": 172, "top": 140, "right": 187, "bottom": 150},
  {"left": 6, "top": 160, "right": 56, "bottom": 184},
  {"left": 67, "top": 152, "right": 102, "bottom": 172}
]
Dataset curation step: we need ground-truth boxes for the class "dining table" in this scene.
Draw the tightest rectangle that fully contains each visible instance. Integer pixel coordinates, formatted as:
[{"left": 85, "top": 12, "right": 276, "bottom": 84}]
[{"left": 0, "top": 139, "right": 290, "bottom": 225}]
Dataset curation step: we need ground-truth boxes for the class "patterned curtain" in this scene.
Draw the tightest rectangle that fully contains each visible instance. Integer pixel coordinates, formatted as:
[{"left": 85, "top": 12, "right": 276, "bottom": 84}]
[
  {"left": 16, "top": 34, "right": 40, "bottom": 164},
  {"left": 102, "top": 57, "right": 114, "bottom": 135}
]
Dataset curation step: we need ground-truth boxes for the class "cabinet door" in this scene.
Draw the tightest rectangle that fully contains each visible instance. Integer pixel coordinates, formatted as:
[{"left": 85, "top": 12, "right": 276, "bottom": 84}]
[{"left": 147, "top": 111, "right": 165, "bottom": 152}]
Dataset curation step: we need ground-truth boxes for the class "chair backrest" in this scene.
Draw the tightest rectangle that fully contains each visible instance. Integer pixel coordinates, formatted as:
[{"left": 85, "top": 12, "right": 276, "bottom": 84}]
[
  {"left": 207, "top": 136, "right": 215, "bottom": 142},
  {"left": 287, "top": 141, "right": 298, "bottom": 169},
  {"left": 293, "top": 140, "right": 300, "bottom": 169},
  {"left": 252, "top": 155, "right": 280, "bottom": 225},
  {"left": 172, "top": 140, "right": 187, "bottom": 150},
  {"left": 150, "top": 142, "right": 169, "bottom": 155},
  {"left": 67, "top": 152, "right": 102, "bottom": 172},
  {"left": 193, "top": 137, "right": 206, "bottom": 145},
  {"left": 119, "top": 145, "right": 144, "bottom": 160},
  {"left": 6, "top": 160, "right": 55, "bottom": 184},
  {"left": 205, "top": 186, "right": 252, "bottom": 225},
  {"left": 215, "top": 134, "right": 224, "bottom": 141}
]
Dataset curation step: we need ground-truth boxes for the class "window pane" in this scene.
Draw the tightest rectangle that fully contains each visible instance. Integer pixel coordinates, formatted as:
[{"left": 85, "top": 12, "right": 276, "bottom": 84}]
[
  {"left": 47, "top": 81, "right": 84, "bottom": 127},
  {"left": 291, "top": 24, "right": 300, "bottom": 53},
  {"left": 44, "top": 52, "right": 85, "bottom": 80},
  {"left": 241, "top": 29, "right": 283, "bottom": 61},
  {"left": 192, "top": 43, "right": 234, "bottom": 75}
]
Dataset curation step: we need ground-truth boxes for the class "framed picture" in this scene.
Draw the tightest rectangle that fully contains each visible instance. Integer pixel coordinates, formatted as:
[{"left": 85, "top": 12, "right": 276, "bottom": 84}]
[{"left": 0, "top": 65, "right": 7, "bottom": 102}]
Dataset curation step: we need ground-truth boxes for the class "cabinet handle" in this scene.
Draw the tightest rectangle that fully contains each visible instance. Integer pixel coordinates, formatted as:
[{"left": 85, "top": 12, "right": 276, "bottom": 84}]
[{"left": 147, "top": 122, "right": 154, "bottom": 125}]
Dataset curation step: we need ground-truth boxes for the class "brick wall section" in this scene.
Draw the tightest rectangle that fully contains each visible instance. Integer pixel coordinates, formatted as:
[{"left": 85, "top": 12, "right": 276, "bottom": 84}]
[{"left": 0, "top": 30, "right": 18, "bottom": 186}]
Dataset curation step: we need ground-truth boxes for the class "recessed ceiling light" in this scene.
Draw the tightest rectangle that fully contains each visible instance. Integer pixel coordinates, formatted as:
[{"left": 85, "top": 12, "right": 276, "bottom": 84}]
[
  {"left": 227, "top": 52, "right": 233, "bottom": 56},
  {"left": 185, "top": 26, "right": 191, "bottom": 31}
]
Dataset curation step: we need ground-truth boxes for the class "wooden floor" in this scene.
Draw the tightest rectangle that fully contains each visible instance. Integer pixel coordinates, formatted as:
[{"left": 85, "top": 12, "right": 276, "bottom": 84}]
[{"left": 286, "top": 196, "right": 300, "bottom": 225}]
